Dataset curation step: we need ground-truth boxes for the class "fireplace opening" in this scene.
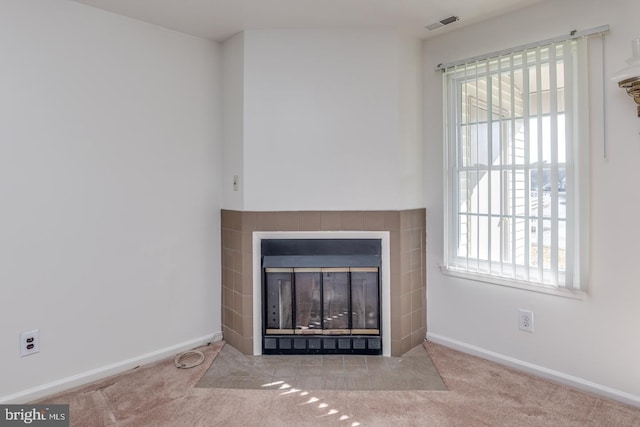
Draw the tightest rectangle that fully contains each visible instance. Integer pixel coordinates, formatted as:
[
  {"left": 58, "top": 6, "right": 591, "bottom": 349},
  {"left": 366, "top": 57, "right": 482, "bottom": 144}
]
[{"left": 261, "top": 239, "right": 382, "bottom": 355}]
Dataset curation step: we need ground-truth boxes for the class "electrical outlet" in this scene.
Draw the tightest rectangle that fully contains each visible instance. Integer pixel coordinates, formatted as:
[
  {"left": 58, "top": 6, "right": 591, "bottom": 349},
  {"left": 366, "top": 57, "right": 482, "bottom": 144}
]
[
  {"left": 519, "top": 310, "right": 534, "bottom": 333},
  {"left": 20, "top": 329, "right": 40, "bottom": 357}
]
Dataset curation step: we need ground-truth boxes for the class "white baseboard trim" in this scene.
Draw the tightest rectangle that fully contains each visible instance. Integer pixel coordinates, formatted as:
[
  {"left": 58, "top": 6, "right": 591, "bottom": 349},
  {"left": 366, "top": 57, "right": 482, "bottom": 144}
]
[
  {"left": 426, "top": 332, "right": 640, "bottom": 408},
  {"left": 0, "top": 332, "right": 223, "bottom": 405}
]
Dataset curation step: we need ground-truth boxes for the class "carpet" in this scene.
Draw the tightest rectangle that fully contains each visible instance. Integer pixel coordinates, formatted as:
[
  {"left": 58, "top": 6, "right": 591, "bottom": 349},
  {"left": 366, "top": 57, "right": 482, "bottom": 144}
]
[{"left": 34, "top": 340, "right": 640, "bottom": 426}]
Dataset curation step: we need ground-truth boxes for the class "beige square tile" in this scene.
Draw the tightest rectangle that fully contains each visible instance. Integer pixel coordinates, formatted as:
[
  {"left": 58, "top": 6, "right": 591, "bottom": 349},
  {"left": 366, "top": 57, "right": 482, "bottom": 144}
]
[
  {"left": 222, "top": 268, "right": 233, "bottom": 289},
  {"left": 363, "top": 211, "right": 386, "bottom": 230},
  {"left": 233, "top": 291, "right": 243, "bottom": 314},
  {"left": 233, "top": 271, "right": 243, "bottom": 293},
  {"left": 400, "top": 272, "right": 412, "bottom": 294},
  {"left": 400, "top": 230, "right": 412, "bottom": 252},
  {"left": 242, "top": 294, "right": 253, "bottom": 315},
  {"left": 411, "top": 309, "right": 424, "bottom": 331},
  {"left": 411, "top": 289, "right": 423, "bottom": 311},
  {"left": 224, "top": 308, "right": 235, "bottom": 330},
  {"left": 277, "top": 211, "right": 300, "bottom": 231},
  {"left": 241, "top": 211, "right": 257, "bottom": 232},
  {"left": 400, "top": 314, "right": 411, "bottom": 339},
  {"left": 240, "top": 337, "right": 254, "bottom": 355},
  {"left": 400, "top": 252, "right": 410, "bottom": 275},
  {"left": 401, "top": 336, "right": 412, "bottom": 355},
  {"left": 411, "top": 270, "right": 423, "bottom": 292},
  {"left": 409, "top": 228, "right": 421, "bottom": 251},
  {"left": 222, "top": 229, "right": 233, "bottom": 250},
  {"left": 390, "top": 232, "right": 401, "bottom": 269},
  {"left": 232, "top": 251, "right": 242, "bottom": 273},
  {"left": 240, "top": 274, "right": 253, "bottom": 295},
  {"left": 401, "top": 292, "right": 411, "bottom": 316},
  {"left": 256, "top": 212, "right": 278, "bottom": 231},
  {"left": 223, "top": 287, "right": 233, "bottom": 308},
  {"left": 222, "top": 249, "right": 233, "bottom": 270},
  {"left": 412, "top": 208, "right": 426, "bottom": 229},
  {"left": 299, "top": 366, "right": 323, "bottom": 377},
  {"left": 320, "top": 211, "right": 342, "bottom": 230},
  {"left": 322, "top": 355, "right": 344, "bottom": 367},
  {"left": 241, "top": 315, "right": 253, "bottom": 337},
  {"left": 295, "top": 375, "right": 323, "bottom": 390},
  {"left": 322, "top": 374, "right": 346, "bottom": 390},
  {"left": 369, "top": 375, "right": 397, "bottom": 390},
  {"left": 390, "top": 339, "right": 402, "bottom": 357},
  {"left": 343, "top": 355, "right": 366, "bottom": 366},
  {"left": 224, "top": 329, "right": 240, "bottom": 349},
  {"left": 410, "top": 329, "right": 425, "bottom": 348},
  {"left": 345, "top": 375, "right": 371, "bottom": 390},
  {"left": 273, "top": 365, "right": 299, "bottom": 377},
  {"left": 400, "top": 210, "right": 412, "bottom": 230},
  {"left": 298, "top": 356, "right": 322, "bottom": 366},
  {"left": 409, "top": 248, "right": 421, "bottom": 272},
  {"left": 390, "top": 288, "right": 401, "bottom": 316},
  {"left": 240, "top": 231, "right": 252, "bottom": 253},
  {"left": 299, "top": 211, "right": 321, "bottom": 230},
  {"left": 384, "top": 211, "right": 400, "bottom": 231},
  {"left": 222, "top": 209, "right": 242, "bottom": 231},
  {"left": 342, "top": 211, "right": 364, "bottom": 230},
  {"left": 390, "top": 315, "right": 402, "bottom": 341},
  {"left": 231, "top": 230, "right": 242, "bottom": 252},
  {"left": 232, "top": 311, "right": 242, "bottom": 333},
  {"left": 242, "top": 251, "right": 253, "bottom": 275}
]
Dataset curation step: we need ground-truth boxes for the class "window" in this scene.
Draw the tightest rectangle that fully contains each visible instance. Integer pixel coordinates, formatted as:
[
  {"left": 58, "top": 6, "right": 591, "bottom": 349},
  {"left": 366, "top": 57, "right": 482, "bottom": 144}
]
[{"left": 442, "top": 38, "right": 590, "bottom": 292}]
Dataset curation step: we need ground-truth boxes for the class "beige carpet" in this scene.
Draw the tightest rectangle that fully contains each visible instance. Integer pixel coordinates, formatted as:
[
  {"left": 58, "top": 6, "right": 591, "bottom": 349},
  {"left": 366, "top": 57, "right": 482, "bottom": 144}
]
[
  {"left": 196, "top": 343, "right": 447, "bottom": 391},
  {"left": 36, "top": 341, "right": 640, "bottom": 426}
]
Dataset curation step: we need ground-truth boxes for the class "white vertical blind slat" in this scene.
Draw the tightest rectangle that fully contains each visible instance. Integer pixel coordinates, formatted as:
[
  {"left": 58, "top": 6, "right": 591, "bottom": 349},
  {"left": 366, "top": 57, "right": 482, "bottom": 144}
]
[
  {"left": 522, "top": 52, "right": 531, "bottom": 283},
  {"left": 486, "top": 60, "right": 493, "bottom": 272},
  {"left": 509, "top": 54, "right": 517, "bottom": 279},
  {"left": 535, "top": 47, "right": 544, "bottom": 284},
  {"left": 563, "top": 40, "right": 575, "bottom": 289},
  {"left": 549, "top": 44, "right": 560, "bottom": 286}
]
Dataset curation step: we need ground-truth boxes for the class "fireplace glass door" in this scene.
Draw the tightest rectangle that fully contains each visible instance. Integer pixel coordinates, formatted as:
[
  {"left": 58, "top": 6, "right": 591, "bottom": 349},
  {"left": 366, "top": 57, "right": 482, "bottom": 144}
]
[
  {"left": 262, "top": 238, "right": 382, "bottom": 354},
  {"left": 264, "top": 267, "right": 380, "bottom": 336}
]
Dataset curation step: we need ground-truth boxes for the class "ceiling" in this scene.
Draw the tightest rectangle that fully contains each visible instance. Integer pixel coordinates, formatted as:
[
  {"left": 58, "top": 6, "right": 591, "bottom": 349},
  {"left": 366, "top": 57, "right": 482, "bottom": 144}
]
[{"left": 71, "top": 0, "right": 542, "bottom": 42}]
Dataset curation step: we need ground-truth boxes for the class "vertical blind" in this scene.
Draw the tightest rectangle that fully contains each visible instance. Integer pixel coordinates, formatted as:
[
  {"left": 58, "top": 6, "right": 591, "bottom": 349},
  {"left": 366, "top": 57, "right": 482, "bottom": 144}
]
[{"left": 442, "top": 36, "right": 591, "bottom": 290}]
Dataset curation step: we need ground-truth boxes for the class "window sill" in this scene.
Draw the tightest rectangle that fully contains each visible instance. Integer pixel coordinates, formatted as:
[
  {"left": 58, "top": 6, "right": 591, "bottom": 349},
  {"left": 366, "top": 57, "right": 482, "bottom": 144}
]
[{"left": 439, "top": 265, "right": 587, "bottom": 300}]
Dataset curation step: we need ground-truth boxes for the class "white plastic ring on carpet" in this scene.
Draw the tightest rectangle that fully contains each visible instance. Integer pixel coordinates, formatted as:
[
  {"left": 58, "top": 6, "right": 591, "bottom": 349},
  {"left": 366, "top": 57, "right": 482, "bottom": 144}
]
[{"left": 174, "top": 350, "right": 205, "bottom": 369}]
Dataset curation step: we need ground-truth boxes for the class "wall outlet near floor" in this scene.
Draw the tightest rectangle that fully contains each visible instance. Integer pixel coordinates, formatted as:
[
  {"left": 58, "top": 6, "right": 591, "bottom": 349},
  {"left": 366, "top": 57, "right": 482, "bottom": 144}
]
[
  {"left": 20, "top": 329, "right": 40, "bottom": 357},
  {"left": 519, "top": 310, "right": 534, "bottom": 333}
]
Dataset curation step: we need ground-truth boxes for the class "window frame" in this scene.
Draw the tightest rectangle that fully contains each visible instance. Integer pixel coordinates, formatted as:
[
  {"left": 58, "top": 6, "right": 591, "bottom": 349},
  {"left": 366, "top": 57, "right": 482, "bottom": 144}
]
[{"left": 441, "top": 38, "right": 590, "bottom": 297}]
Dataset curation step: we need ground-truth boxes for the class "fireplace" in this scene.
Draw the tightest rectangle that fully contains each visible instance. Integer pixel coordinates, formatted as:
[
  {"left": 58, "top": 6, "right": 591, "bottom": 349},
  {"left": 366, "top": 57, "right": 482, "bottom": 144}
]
[
  {"left": 220, "top": 209, "right": 426, "bottom": 357},
  {"left": 261, "top": 239, "right": 382, "bottom": 355}
]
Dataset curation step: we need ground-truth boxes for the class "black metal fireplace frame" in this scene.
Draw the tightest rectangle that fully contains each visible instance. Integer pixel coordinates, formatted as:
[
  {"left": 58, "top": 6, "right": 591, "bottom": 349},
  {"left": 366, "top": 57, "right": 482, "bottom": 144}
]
[{"left": 261, "top": 239, "right": 382, "bottom": 355}]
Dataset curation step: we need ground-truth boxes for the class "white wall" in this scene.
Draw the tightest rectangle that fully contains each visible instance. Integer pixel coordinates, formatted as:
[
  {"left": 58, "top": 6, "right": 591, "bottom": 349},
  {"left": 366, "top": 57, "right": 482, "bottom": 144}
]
[
  {"left": 423, "top": 0, "right": 640, "bottom": 404},
  {"left": 397, "top": 35, "right": 424, "bottom": 209},
  {"left": 239, "top": 29, "right": 423, "bottom": 211},
  {"left": 222, "top": 32, "right": 245, "bottom": 210},
  {"left": 0, "top": 0, "right": 222, "bottom": 401}
]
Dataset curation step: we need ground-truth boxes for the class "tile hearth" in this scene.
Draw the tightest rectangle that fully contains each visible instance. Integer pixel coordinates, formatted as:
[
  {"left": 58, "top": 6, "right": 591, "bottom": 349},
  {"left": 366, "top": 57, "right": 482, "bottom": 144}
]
[{"left": 196, "top": 342, "right": 446, "bottom": 391}]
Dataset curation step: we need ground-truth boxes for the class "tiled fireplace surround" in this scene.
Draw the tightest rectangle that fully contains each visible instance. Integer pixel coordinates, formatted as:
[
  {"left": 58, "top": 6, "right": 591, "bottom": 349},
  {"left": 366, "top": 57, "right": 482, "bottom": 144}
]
[{"left": 221, "top": 209, "right": 426, "bottom": 357}]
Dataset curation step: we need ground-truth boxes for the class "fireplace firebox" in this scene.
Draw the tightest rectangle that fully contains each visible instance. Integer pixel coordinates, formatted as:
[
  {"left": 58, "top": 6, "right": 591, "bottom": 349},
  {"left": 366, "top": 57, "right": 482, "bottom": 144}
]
[{"left": 261, "top": 239, "right": 382, "bottom": 355}]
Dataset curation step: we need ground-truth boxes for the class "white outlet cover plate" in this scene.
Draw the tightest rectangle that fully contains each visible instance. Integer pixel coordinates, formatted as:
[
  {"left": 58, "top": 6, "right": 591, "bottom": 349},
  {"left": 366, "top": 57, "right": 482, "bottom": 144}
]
[
  {"left": 519, "top": 309, "right": 534, "bottom": 333},
  {"left": 20, "top": 329, "right": 40, "bottom": 357}
]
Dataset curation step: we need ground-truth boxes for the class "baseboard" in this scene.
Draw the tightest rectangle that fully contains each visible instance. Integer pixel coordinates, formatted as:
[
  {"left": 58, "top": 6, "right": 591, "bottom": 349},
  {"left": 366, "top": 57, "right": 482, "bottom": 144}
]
[
  {"left": 426, "top": 332, "right": 640, "bottom": 408},
  {"left": 0, "top": 332, "right": 223, "bottom": 405}
]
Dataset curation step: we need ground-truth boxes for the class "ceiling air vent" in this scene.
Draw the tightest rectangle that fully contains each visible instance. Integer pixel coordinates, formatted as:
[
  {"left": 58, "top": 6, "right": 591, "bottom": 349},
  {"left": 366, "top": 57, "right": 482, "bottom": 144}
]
[{"left": 426, "top": 16, "right": 459, "bottom": 31}]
